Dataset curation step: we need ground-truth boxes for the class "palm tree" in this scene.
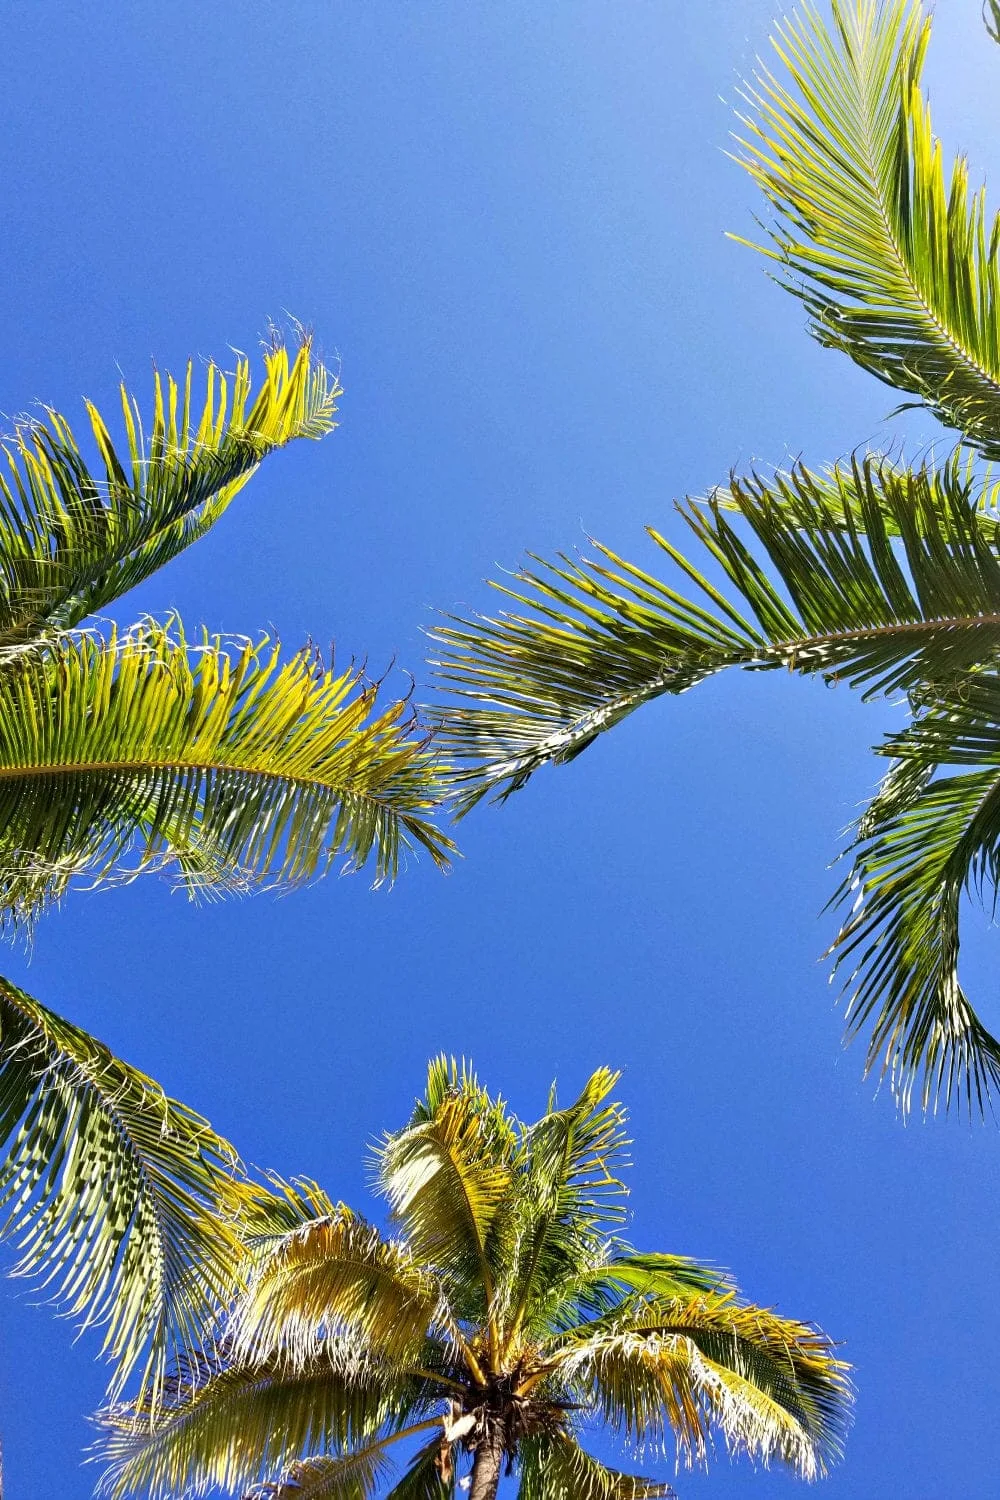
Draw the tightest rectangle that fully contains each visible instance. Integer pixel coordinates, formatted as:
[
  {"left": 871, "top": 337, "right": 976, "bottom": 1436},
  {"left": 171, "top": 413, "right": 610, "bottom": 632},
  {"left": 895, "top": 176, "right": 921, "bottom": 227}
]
[
  {"left": 98, "top": 1060, "right": 851, "bottom": 1499},
  {"left": 0, "top": 334, "right": 452, "bottom": 1402},
  {"left": 429, "top": 0, "right": 1000, "bottom": 1115}
]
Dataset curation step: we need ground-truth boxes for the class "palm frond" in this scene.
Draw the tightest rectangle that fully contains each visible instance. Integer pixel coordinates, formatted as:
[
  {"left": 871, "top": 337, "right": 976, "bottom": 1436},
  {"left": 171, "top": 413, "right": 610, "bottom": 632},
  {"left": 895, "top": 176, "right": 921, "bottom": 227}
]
[
  {"left": 431, "top": 454, "right": 1000, "bottom": 809},
  {"left": 246, "top": 1446, "right": 392, "bottom": 1499},
  {"left": 97, "top": 1355, "right": 430, "bottom": 1500},
  {"left": 0, "top": 975, "right": 240, "bottom": 1403},
  {"left": 517, "top": 1434, "right": 674, "bottom": 1500},
  {"left": 736, "top": 0, "right": 1000, "bottom": 455},
  {"left": 0, "top": 619, "right": 451, "bottom": 921},
  {"left": 832, "top": 678, "right": 1000, "bottom": 1111},
  {"left": 229, "top": 1208, "right": 438, "bottom": 1369},
  {"left": 537, "top": 1253, "right": 732, "bottom": 1340},
  {"left": 493, "top": 1070, "right": 630, "bottom": 1343},
  {"left": 377, "top": 1059, "right": 516, "bottom": 1334},
  {"left": 551, "top": 1294, "right": 850, "bottom": 1479},
  {"left": 987, "top": 1, "right": 1000, "bottom": 44},
  {"left": 0, "top": 334, "right": 339, "bottom": 646}
]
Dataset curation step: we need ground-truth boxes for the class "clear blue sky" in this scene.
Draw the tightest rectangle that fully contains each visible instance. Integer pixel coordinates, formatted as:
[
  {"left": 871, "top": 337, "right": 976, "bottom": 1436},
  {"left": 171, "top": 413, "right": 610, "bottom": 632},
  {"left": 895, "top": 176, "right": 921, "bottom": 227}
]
[{"left": 0, "top": 2, "right": 996, "bottom": 1495}]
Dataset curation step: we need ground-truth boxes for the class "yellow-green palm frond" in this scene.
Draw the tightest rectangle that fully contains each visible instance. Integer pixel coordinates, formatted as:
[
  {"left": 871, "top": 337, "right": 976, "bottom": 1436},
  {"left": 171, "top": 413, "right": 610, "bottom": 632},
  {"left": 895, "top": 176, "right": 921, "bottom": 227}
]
[
  {"left": 987, "top": 2, "right": 1000, "bottom": 44},
  {"left": 0, "top": 976, "right": 241, "bottom": 1404},
  {"left": 0, "top": 619, "right": 451, "bottom": 922},
  {"left": 491, "top": 1070, "right": 631, "bottom": 1343},
  {"left": 536, "top": 1254, "right": 732, "bottom": 1342},
  {"left": 517, "top": 1434, "right": 675, "bottom": 1500},
  {"left": 97, "top": 1355, "right": 432, "bottom": 1500},
  {"left": 0, "top": 333, "right": 339, "bottom": 646},
  {"left": 832, "top": 678, "right": 1000, "bottom": 1112},
  {"left": 377, "top": 1059, "right": 517, "bottom": 1330},
  {"left": 229, "top": 1208, "right": 439, "bottom": 1369},
  {"left": 549, "top": 1294, "right": 851, "bottom": 1480},
  {"left": 431, "top": 453, "right": 1000, "bottom": 812},
  {"left": 736, "top": 0, "right": 1000, "bottom": 455}
]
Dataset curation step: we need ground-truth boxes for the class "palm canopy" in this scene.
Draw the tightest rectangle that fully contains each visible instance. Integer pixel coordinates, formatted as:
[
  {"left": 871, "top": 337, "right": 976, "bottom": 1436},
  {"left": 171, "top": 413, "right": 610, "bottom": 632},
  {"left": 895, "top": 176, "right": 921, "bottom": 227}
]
[
  {"left": 98, "top": 1061, "right": 851, "bottom": 1499},
  {"left": 0, "top": 335, "right": 451, "bottom": 1403},
  {"left": 429, "top": 0, "right": 1000, "bottom": 1114}
]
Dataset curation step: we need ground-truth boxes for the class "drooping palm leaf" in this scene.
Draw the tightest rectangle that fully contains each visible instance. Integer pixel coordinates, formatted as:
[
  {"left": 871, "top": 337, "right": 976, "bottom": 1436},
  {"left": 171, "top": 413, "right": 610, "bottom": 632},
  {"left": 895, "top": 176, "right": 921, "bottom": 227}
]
[
  {"left": 229, "top": 1208, "right": 438, "bottom": 1369},
  {"left": 0, "top": 618, "right": 451, "bottom": 920},
  {"left": 832, "top": 679, "right": 1000, "bottom": 1111},
  {"left": 0, "top": 975, "right": 241, "bottom": 1402},
  {"left": 98, "top": 1354, "right": 435, "bottom": 1500},
  {"left": 383, "top": 1435, "right": 454, "bottom": 1500},
  {"left": 431, "top": 454, "right": 1000, "bottom": 811},
  {"left": 0, "top": 334, "right": 339, "bottom": 646},
  {"left": 736, "top": 0, "right": 1000, "bottom": 455},
  {"left": 551, "top": 1294, "right": 849, "bottom": 1479}
]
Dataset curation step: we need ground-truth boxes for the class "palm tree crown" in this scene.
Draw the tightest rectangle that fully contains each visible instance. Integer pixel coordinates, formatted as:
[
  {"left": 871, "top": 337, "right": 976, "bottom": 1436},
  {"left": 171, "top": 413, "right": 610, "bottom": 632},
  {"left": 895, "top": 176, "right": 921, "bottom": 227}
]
[
  {"left": 428, "top": 0, "right": 1000, "bottom": 1115},
  {"left": 99, "top": 1061, "right": 851, "bottom": 1499}
]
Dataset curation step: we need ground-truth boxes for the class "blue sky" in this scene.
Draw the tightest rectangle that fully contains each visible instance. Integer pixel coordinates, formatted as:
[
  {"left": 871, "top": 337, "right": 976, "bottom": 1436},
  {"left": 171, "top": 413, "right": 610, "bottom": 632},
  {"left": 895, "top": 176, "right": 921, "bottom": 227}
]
[{"left": 0, "top": 2, "right": 997, "bottom": 1494}]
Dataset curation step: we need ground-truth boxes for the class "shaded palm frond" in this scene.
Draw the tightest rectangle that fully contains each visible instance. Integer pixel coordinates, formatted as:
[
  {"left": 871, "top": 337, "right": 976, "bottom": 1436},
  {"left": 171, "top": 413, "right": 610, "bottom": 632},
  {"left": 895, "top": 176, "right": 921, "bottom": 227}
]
[
  {"left": 0, "top": 976, "right": 240, "bottom": 1403},
  {"left": 0, "top": 334, "right": 339, "bottom": 647},
  {"left": 737, "top": 0, "right": 1000, "bottom": 454},
  {"left": 832, "top": 678, "right": 1000, "bottom": 1111},
  {"left": 517, "top": 1434, "right": 675, "bottom": 1500},
  {"left": 0, "top": 619, "right": 451, "bottom": 921},
  {"left": 431, "top": 455, "right": 1000, "bottom": 809},
  {"left": 229, "top": 1208, "right": 438, "bottom": 1369},
  {"left": 98, "top": 1356, "right": 430, "bottom": 1500},
  {"left": 552, "top": 1294, "right": 850, "bottom": 1479}
]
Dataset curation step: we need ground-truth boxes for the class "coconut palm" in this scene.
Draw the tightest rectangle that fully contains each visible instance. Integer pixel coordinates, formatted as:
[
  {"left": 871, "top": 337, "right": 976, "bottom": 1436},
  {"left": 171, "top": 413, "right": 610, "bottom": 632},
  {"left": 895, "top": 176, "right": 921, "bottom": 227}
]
[
  {"left": 429, "top": 0, "right": 1000, "bottom": 1115},
  {"left": 0, "top": 334, "right": 452, "bottom": 1401},
  {"left": 98, "top": 1060, "right": 851, "bottom": 1499}
]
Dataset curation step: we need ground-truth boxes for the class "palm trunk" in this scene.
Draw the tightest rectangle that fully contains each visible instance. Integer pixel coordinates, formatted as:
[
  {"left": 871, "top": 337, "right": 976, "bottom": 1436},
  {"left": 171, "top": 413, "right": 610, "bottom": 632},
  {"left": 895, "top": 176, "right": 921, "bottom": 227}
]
[{"left": 468, "top": 1426, "right": 505, "bottom": 1500}]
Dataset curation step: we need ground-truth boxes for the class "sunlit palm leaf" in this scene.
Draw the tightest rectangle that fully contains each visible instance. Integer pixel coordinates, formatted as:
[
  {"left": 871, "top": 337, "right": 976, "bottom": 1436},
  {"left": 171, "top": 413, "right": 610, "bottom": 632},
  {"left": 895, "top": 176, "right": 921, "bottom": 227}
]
[
  {"left": 98, "top": 1356, "right": 429, "bottom": 1500},
  {"left": 431, "top": 454, "right": 1000, "bottom": 810},
  {"left": 736, "top": 0, "right": 1000, "bottom": 455},
  {"left": 0, "top": 976, "right": 240, "bottom": 1402},
  {"left": 230, "top": 1208, "right": 438, "bottom": 1369},
  {"left": 0, "top": 334, "right": 339, "bottom": 646},
  {"left": 517, "top": 1434, "right": 674, "bottom": 1500},
  {"left": 0, "top": 619, "right": 451, "bottom": 920},
  {"left": 987, "top": 1, "right": 1000, "bottom": 44},
  {"left": 552, "top": 1295, "right": 849, "bottom": 1479},
  {"left": 832, "top": 679, "right": 1000, "bottom": 1111},
  {"left": 378, "top": 1059, "right": 516, "bottom": 1333}
]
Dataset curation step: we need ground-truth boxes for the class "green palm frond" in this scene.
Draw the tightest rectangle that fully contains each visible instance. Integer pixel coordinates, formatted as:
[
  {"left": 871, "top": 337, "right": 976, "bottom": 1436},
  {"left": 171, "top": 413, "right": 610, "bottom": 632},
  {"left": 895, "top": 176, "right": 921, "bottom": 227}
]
[
  {"left": 431, "top": 454, "right": 1000, "bottom": 810},
  {"left": 538, "top": 1253, "right": 732, "bottom": 1340},
  {"left": 736, "top": 0, "right": 1000, "bottom": 455},
  {"left": 0, "top": 618, "right": 451, "bottom": 920},
  {"left": 493, "top": 1070, "right": 630, "bottom": 1344},
  {"left": 0, "top": 334, "right": 339, "bottom": 646},
  {"left": 0, "top": 975, "right": 240, "bottom": 1403},
  {"left": 517, "top": 1435, "right": 674, "bottom": 1500},
  {"left": 229, "top": 1208, "right": 438, "bottom": 1369},
  {"left": 98, "top": 1356, "right": 431, "bottom": 1500},
  {"left": 832, "top": 678, "right": 1000, "bottom": 1111},
  {"left": 551, "top": 1294, "right": 850, "bottom": 1479},
  {"left": 987, "top": 2, "right": 1000, "bottom": 44}
]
